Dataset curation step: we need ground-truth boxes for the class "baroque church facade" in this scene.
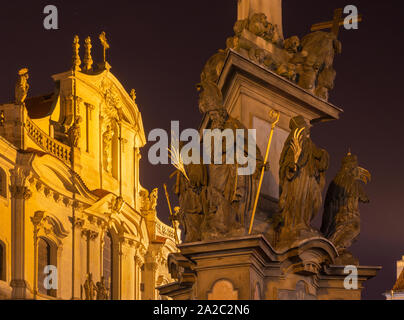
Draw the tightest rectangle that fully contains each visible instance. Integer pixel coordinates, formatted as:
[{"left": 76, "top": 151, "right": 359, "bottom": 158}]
[{"left": 0, "top": 34, "right": 178, "bottom": 300}]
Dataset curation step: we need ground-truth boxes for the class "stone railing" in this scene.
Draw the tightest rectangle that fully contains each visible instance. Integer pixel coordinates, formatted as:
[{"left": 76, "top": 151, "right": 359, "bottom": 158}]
[
  {"left": 155, "top": 217, "right": 176, "bottom": 241},
  {"left": 25, "top": 117, "right": 71, "bottom": 164}
]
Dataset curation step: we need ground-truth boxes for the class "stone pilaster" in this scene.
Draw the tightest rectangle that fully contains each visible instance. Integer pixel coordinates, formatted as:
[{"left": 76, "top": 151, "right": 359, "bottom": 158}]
[
  {"left": 9, "top": 165, "right": 32, "bottom": 299},
  {"left": 70, "top": 216, "right": 84, "bottom": 299}
]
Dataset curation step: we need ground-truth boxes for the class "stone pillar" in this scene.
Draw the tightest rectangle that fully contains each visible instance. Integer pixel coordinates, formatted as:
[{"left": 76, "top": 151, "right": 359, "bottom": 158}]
[
  {"left": 134, "top": 254, "right": 144, "bottom": 300},
  {"left": 9, "top": 166, "right": 32, "bottom": 299},
  {"left": 71, "top": 216, "right": 84, "bottom": 299},
  {"left": 120, "top": 239, "right": 135, "bottom": 300},
  {"left": 112, "top": 240, "right": 122, "bottom": 300}
]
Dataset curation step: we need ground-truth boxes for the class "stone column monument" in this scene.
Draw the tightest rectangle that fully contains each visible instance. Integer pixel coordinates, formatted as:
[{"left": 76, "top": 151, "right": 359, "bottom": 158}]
[{"left": 159, "top": 1, "right": 381, "bottom": 300}]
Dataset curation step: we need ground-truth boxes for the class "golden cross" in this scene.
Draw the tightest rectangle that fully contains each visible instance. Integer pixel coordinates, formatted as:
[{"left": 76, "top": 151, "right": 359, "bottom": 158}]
[
  {"left": 310, "top": 8, "right": 363, "bottom": 38},
  {"left": 99, "top": 31, "right": 110, "bottom": 63}
]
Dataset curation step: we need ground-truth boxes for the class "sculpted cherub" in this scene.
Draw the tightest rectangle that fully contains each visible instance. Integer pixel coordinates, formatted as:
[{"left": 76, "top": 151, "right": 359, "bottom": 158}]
[
  {"left": 248, "top": 13, "right": 275, "bottom": 42},
  {"left": 284, "top": 36, "right": 300, "bottom": 55}
]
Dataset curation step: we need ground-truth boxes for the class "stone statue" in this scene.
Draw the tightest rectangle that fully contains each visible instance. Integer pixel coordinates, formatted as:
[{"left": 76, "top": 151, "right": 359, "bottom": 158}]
[
  {"left": 208, "top": 3, "right": 342, "bottom": 100},
  {"left": 150, "top": 188, "right": 158, "bottom": 211},
  {"left": 82, "top": 273, "right": 96, "bottom": 300},
  {"left": 140, "top": 187, "right": 158, "bottom": 212},
  {"left": 95, "top": 276, "right": 109, "bottom": 300},
  {"left": 67, "top": 116, "right": 82, "bottom": 148},
  {"left": 111, "top": 196, "right": 124, "bottom": 213},
  {"left": 278, "top": 116, "right": 329, "bottom": 241},
  {"left": 291, "top": 31, "right": 341, "bottom": 95},
  {"left": 173, "top": 157, "right": 208, "bottom": 242},
  {"left": 15, "top": 68, "right": 29, "bottom": 105},
  {"left": 175, "top": 80, "right": 264, "bottom": 242},
  {"left": 200, "top": 50, "right": 227, "bottom": 84},
  {"left": 103, "top": 125, "right": 114, "bottom": 172},
  {"left": 321, "top": 152, "right": 370, "bottom": 264}
]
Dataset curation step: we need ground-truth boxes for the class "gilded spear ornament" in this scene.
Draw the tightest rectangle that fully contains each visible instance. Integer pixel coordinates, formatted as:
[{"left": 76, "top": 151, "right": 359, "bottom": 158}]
[{"left": 248, "top": 110, "right": 280, "bottom": 235}]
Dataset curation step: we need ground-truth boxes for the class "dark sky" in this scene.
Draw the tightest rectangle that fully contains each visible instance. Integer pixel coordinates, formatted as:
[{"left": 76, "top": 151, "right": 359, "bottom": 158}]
[{"left": 0, "top": 0, "right": 402, "bottom": 300}]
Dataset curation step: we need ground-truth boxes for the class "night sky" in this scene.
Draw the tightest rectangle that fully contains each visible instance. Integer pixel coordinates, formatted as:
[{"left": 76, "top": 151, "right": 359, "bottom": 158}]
[{"left": 0, "top": 0, "right": 402, "bottom": 300}]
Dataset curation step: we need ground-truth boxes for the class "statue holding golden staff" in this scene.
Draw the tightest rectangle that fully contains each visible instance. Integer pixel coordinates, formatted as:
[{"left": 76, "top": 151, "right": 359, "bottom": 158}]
[{"left": 279, "top": 116, "right": 329, "bottom": 240}]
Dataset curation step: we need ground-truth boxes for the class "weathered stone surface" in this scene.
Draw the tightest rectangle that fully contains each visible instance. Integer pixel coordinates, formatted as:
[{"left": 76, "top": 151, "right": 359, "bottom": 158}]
[{"left": 159, "top": 235, "right": 380, "bottom": 300}]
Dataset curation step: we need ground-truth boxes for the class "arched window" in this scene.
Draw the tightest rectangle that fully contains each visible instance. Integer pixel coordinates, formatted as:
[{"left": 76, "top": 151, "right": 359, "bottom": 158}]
[
  {"left": 0, "top": 241, "right": 5, "bottom": 281},
  {"left": 37, "top": 238, "right": 56, "bottom": 297},
  {"left": 103, "top": 231, "right": 113, "bottom": 299},
  {"left": 0, "top": 168, "right": 6, "bottom": 198}
]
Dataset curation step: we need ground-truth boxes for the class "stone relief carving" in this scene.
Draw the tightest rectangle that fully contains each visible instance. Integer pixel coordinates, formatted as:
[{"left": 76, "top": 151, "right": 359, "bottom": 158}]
[{"left": 203, "top": 12, "right": 341, "bottom": 100}]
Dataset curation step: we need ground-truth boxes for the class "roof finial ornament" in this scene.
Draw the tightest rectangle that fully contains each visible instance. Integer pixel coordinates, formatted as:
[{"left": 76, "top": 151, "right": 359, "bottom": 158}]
[
  {"left": 99, "top": 31, "right": 111, "bottom": 70},
  {"left": 72, "top": 35, "right": 81, "bottom": 71},
  {"left": 15, "top": 68, "right": 29, "bottom": 106},
  {"left": 83, "top": 36, "right": 93, "bottom": 72},
  {"left": 347, "top": 148, "right": 352, "bottom": 156},
  {"left": 130, "top": 89, "right": 137, "bottom": 103}
]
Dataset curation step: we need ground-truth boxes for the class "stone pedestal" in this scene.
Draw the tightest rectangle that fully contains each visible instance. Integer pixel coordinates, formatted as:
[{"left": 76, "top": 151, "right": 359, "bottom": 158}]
[{"left": 158, "top": 235, "right": 380, "bottom": 300}]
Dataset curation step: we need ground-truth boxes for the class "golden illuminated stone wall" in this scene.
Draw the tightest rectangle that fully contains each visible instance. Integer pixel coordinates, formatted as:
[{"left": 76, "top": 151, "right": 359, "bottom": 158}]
[{"left": 0, "top": 57, "right": 179, "bottom": 300}]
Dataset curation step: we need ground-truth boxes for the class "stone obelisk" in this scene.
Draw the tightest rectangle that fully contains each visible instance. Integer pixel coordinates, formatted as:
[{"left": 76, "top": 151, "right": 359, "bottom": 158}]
[{"left": 237, "top": 0, "right": 283, "bottom": 38}]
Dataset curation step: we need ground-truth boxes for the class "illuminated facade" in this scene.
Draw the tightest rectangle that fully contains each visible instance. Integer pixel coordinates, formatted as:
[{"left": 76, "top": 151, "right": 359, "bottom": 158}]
[
  {"left": 384, "top": 256, "right": 404, "bottom": 300},
  {"left": 0, "top": 35, "right": 178, "bottom": 300}
]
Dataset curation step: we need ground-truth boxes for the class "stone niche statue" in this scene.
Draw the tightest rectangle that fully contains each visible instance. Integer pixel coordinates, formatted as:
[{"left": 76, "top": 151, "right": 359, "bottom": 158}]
[
  {"left": 67, "top": 116, "right": 82, "bottom": 148},
  {"left": 174, "top": 80, "right": 264, "bottom": 242},
  {"left": 102, "top": 124, "right": 114, "bottom": 173},
  {"left": 321, "top": 152, "right": 370, "bottom": 264},
  {"left": 278, "top": 116, "right": 329, "bottom": 243}
]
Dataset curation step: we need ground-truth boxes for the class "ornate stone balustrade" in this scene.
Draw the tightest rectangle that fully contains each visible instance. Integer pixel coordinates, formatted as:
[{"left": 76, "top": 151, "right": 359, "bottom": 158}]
[
  {"left": 25, "top": 117, "right": 71, "bottom": 164},
  {"left": 155, "top": 217, "right": 176, "bottom": 241}
]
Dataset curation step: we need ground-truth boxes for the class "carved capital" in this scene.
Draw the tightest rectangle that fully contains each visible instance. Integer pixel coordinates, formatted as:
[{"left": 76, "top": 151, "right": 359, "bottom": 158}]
[
  {"left": 69, "top": 216, "right": 85, "bottom": 229},
  {"left": 9, "top": 185, "right": 32, "bottom": 200},
  {"left": 82, "top": 229, "right": 99, "bottom": 240}
]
